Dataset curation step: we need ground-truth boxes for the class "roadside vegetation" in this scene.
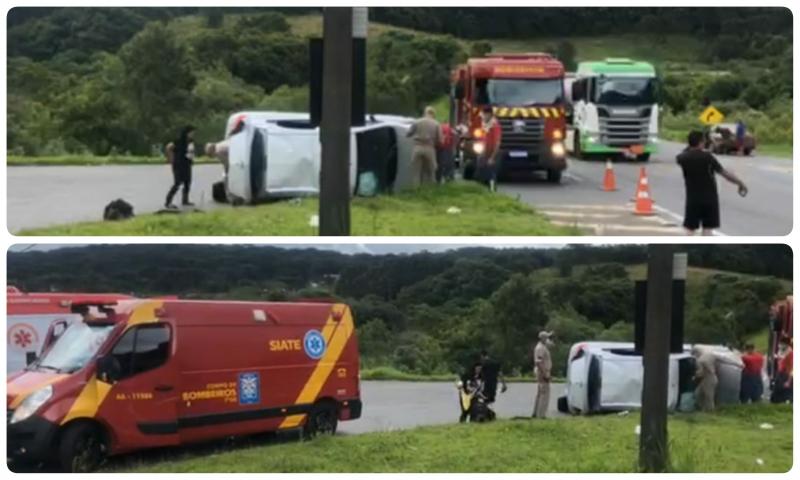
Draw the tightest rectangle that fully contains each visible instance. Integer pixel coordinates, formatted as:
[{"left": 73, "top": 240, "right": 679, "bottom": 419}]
[
  {"left": 17, "top": 182, "right": 576, "bottom": 237},
  {"left": 7, "top": 155, "right": 216, "bottom": 166},
  {"left": 117, "top": 404, "right": 791, "bottom": 473},
  {"left": 8, "top": 8, "right": 790, "bottom": 159},
  {"left": 9, "top": 244, "right": 790, "bottom": 379}
]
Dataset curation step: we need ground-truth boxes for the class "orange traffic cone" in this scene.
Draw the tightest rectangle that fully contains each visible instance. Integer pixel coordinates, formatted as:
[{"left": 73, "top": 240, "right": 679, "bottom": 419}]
[
  {"left": 603, "top": 159, "right": 617, "bottom": 191},
  {"left": 633, "top": 167, "right": 654, "bottom": 216}
]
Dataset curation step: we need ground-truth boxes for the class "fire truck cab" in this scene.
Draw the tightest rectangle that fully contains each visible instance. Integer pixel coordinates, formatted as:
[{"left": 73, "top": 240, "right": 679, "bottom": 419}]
[
  {"left": 7, "top": 299, "right": 361, "bottom": 472},
  {"left": 451, "top": 53, "right": 568, "bottom": 183}
]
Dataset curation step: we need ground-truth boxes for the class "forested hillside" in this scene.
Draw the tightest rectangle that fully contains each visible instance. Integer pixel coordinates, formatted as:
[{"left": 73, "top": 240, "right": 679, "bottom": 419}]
[
  {"left": 8, "top": 245, "right": 791, "bottom": 376},
  {"left": 7, "top": 7, "right": 791, "bottom": 156}
]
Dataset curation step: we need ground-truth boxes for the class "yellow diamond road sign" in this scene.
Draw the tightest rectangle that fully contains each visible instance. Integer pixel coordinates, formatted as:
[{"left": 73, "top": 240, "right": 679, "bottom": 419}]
[{"left": 699, "top": 106, "right": 725, "bottom": 125}]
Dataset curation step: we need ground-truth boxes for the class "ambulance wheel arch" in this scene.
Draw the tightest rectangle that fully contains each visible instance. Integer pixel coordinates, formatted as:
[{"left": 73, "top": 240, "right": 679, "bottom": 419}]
[
  {"left": 302, "top": 398, "right": 339, "bottom": 439},
  {"left": 57, "top": 418, "right": 110, "bottom": 472}
]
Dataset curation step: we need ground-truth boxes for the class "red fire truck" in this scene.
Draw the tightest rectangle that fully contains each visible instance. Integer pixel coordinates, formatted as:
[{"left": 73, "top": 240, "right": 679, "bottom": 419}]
[
  {"left": 6, "top": 287, "right": 135, "bottom": 373},
  {"left": 7, "top": 298, "right": 361, "bottom": 472},
  {"left": 451, "top": 53, "right": 568, "bottom": 183}
]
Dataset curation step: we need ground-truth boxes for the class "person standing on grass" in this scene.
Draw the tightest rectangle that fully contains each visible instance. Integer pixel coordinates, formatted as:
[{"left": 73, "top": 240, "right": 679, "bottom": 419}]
[
  {"left": 165, "top": 125, "right": 196, "bottom": 209},
  {"left": 771, "top": 337, "right": 793, "bottom": 404},
  {"left": 739, "top": 343, "right": 765, "bottom": 403},
  {"left": 479, "top": 350, "right": 507, "bottom": 405},
  {"left": 436, "top": 122, "right": 457, "bottom": 183},
  {"left": 692, "top": 346, "right": 718, "bottom": 412},
  {"left": 477, "top": 106, "right": 502, "bottom": 192},
  {"left": 406, "top": 106, "right": 441, "bottom": 187},
  {"left": 677, "top": 130, "right": 748, "bottom": 236},
  {"left": 532, "top": 331, "right": 553, "bottom": 418}
]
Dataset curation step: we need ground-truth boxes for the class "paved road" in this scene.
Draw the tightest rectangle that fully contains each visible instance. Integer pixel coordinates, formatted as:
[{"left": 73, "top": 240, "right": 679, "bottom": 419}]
[
  {"left": 6, "top": 164, "right": 224, "bottom": 233},
  {"left": 339, "top": 380, "right": 566, "bottom": 435},
  {"left": 500, "top": 140, "right": 793, "bottom": 236},
  {"left": 7, "top": 141, "right": 791, "bottom": 235}
]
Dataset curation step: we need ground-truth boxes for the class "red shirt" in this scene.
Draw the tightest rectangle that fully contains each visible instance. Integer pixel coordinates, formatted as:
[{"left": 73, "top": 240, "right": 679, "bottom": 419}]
[
  {"left": 439, "top": 124, "right": 454, "bottom": 150},
  {"left": 778, "top": 349, "right": 793, "bottom": 376},
  {"left": 483, "top": 120, "right": 502, "bottom": 155},
  {"left": 741, "top": 352, "right": 764, "bottom": 375}
]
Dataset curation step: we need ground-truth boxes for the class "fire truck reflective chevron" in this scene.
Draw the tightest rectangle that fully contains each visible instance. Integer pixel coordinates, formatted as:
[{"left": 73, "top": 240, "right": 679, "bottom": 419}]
[{"left": 472, "top": 106, "right": 563, "bottom": 118}]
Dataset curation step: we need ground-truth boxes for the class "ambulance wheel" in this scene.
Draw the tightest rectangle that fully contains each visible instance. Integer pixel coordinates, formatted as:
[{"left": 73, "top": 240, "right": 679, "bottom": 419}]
[
  {"left": 546, "top": 169, "right": 562, "bottom": 183},
  {"left": 303, "top": 402, "right": 338, "bottom": 439},
  {"left": 212, "top": 181, "right": 227, "bottom": 203},
  {"left": 58, "top": 422, "right": 107, "bottom": 473}
]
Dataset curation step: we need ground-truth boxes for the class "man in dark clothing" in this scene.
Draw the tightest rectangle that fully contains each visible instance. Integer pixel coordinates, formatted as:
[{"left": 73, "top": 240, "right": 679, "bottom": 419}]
[
  {"left": 479, "top": 350, "right": 507, "bottom": 403},
  {"left": 677, "top": 130, "right": 748, "bottom": 235},
  {"left": 165, "top": 125, "right": 196, "bottom": 209}
]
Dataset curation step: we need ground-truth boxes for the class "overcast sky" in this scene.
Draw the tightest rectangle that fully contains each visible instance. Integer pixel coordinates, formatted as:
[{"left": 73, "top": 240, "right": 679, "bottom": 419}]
[{"left": 9, "top": 244, "right": 566, "bottom": 255}]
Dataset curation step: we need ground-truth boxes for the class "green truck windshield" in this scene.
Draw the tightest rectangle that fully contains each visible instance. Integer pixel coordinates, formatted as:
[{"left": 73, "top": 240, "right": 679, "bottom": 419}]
[
  {"left": 596, "top": 77, "right": 656, "bottom": 105},
  {"left": 476, "top": 78, "right": 564, "bottom": 105}
]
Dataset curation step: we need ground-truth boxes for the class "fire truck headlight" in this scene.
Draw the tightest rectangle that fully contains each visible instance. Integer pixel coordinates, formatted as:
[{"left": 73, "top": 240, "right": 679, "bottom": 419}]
[
  {"left": 551, "top": 142, "right": 566, "bottom": 157},
  {"left": 473, "top": 142, "right": 485, "bottom": 155},
  {"left": 473, "top": 128, "right": 484, "bottom": 139},
  {"left": 552, "top": 129, "right": 564, "bottom": 140},
  {"left": 11, "top": 385, "right": 53, "bottom": 424}
]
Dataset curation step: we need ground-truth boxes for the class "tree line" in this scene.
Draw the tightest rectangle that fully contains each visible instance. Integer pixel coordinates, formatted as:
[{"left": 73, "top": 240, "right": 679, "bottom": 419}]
[{"left": 8, "top": 245, "right": 791, "bottom": 376}]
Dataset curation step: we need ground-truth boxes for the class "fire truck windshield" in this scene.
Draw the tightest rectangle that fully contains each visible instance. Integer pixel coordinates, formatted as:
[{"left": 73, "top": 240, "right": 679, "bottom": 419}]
[
  {"left": 476, "top": 78, "right": 564, "bottom": 106},
  {"left": 596, "top": 76, "right": 656, "bottom": 105},
  {"left": 32, "top": 322, "right": 114, "bottom": 373}
]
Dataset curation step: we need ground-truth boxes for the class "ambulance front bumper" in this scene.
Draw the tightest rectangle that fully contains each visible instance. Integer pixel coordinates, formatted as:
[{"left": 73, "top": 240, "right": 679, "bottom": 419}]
[{"left": 7, "top": 413, "right": 58, "bottom": 464}]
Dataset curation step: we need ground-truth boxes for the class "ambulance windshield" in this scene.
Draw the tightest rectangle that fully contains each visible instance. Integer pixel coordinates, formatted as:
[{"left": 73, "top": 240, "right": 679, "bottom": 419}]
[
  {"left": 476, "top": 78, "right": 564, "bottom": 106},
  {"left": 33, "top": 322, "right": 114, "bottom": 373},
  {"left": 595, "top": 76, "right": 656, "bottom": 106}
]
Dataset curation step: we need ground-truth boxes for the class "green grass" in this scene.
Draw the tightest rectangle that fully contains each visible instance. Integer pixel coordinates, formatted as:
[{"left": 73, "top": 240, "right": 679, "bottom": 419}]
[
  {"left": 121, "top": 403, "right": 791, "bottom": 473},
  {"left": 17, "top": 182, "right": 577, "bottom": 236},
  {"left": 7, "top": 155, "right": 217, "bottom": 166}
]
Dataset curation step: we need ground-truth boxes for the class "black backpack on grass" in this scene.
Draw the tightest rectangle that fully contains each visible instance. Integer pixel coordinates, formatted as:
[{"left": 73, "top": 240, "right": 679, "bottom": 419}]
[{"left": 103, "top": 199, "right": 134, "bottom": 221}]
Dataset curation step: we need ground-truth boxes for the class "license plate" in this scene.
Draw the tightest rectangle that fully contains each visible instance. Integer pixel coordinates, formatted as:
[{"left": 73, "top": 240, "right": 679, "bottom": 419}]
[
  {"left": 509, "top": 151, "right": 528, "bottom": 158},
  {"left": 630, "top": 145, "right": 645, "bottom": 155}
]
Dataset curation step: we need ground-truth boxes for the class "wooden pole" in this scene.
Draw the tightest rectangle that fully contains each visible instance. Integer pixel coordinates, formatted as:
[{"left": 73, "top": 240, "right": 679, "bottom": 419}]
[
  {"left": 319, "top": 7, "right": 353, "bottom": 236},
  {"left": 639, "top": 244, "right": 674, "bottom": 472}
]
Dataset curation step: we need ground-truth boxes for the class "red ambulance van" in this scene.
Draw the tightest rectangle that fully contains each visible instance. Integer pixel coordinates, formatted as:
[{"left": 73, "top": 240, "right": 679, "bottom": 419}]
[{"left": 7, "top": 298, "right": 362, "bottom": 472}]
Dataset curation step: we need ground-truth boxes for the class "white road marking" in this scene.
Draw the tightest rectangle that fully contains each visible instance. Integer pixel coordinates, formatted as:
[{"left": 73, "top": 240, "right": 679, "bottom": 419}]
[{"left": 652, "top": 204, "right": 728, "bottom": 236}]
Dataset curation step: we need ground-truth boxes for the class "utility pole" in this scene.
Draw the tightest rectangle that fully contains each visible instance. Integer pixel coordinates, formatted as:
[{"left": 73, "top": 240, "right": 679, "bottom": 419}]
[
  {"left": 318, "top": 7, "right": 353, "bottom": 236},
  {"left": 639, "top": 245, "right": 674, "bottom": 472}
]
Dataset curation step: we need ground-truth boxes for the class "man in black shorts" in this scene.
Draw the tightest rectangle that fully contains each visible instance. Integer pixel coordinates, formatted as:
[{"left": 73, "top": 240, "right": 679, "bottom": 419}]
[{"left": 677, "top": 130, "right": 748, "bottom": 235}]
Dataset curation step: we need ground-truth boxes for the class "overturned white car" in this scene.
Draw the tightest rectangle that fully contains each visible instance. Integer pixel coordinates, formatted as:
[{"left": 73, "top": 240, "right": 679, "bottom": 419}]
[
  {"left": 212, "top": 111, "right": 417, "bottom": 204},
  {"left": 557, "top": 342, "right": 744, "bottom": 414}
]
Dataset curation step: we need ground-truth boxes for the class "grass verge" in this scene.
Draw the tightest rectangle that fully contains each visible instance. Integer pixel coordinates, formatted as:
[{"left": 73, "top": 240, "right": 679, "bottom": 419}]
[
  {"left": 18, "top": 182, "right": 578, "bottom": 236},
  {"left": 8, "top": 155, "right": 217, "bottom": 166},
  {"left": 122, "top": 403, "right": 792, "bottom": 473}
]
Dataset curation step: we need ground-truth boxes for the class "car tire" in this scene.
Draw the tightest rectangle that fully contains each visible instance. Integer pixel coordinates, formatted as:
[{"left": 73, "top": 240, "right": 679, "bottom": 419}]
[
  {"left": 58, "top": 423, "right": 106, "bottom": 473},
  {"left": 302, "top": 402, "right": 338, "bottom": 440},
  {"left": 546, "top": 169, "right": 562, "bottom": 184},
  {"left": 557, "top": 396, "right": 569, "bottom": 413},
  {"left": 212, "top": 181, "right": 227, "bottom": 203}
]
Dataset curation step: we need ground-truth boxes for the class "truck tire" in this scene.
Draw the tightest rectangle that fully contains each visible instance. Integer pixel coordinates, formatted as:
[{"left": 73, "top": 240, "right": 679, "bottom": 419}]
[
  {"left": 212, "top": 181, "right": 227, "bottom": 203},
  {"left": 743, "top": 147, "right": 752, "bottom": 156},
  {"left": 302, "top": 402, "right": 338, "bottom": 439},
  {"left": 546, "top": 169, "right": 562, "bottom": 184},
  {"left": 636, "top": 153, "right": 650, "bottom": 162},
  {"left": 557, "top": 396, "right": 569, "bottom": 413},
  {"left": 58, "top": 423, "right": 106, "bottom": 473}
]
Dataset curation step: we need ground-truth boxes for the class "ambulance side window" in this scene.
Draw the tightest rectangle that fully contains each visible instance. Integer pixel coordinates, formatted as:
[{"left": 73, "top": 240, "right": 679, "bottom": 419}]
[{"left": 110, "top": 325, "right": 171, "bottom": 380}]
